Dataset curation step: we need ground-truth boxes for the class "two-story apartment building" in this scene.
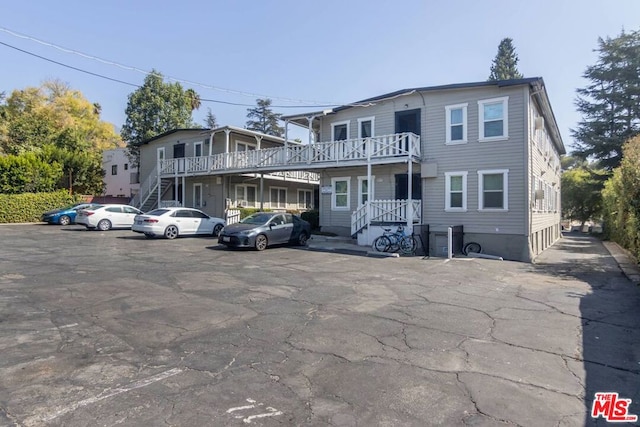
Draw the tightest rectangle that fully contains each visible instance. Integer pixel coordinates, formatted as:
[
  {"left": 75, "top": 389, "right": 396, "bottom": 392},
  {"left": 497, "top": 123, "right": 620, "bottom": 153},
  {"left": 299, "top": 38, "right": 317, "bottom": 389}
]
[
  {"left": 133, "top": 127, "right": 319, "bottom": 218},
  {"left": 282, "top": 77, "right": 565, "bottom": 262},
  {"left": 133, "top": 78, "right": 564, "bottom": 261},
  {"left": 102, "top": 148, "right": 139, "bottom": 198}
]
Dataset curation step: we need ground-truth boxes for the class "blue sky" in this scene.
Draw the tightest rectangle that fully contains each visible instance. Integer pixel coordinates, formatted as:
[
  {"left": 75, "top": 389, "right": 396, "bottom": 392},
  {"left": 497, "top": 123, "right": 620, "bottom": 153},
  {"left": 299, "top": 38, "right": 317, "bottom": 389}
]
[{"left": 1, "top": 0, "right": 639, "bottom": 151}]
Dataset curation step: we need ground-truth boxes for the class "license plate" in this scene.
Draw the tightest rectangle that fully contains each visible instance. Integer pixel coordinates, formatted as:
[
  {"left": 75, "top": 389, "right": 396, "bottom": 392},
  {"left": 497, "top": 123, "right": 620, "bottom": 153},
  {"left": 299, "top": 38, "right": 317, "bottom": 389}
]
[
  {"left": 135, "top": 220, "right": 142, "bottom": 225},
  {"left": 223, "top": 236, "right": 230, "bottom": 242}
]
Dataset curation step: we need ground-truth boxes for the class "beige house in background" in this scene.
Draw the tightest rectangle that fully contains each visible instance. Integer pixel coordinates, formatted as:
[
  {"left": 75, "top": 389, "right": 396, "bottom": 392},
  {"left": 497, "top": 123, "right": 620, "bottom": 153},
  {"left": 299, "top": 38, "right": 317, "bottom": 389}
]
[{"left": 102, "top": 148, "right": 139, "bottom": 198}]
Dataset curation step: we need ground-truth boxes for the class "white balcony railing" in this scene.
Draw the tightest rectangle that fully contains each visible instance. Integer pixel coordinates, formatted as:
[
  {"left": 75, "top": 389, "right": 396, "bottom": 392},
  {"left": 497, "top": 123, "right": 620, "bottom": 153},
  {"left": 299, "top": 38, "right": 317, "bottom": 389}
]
[{"left": 158, "top": 133, "right": 420, "bottom": 177}]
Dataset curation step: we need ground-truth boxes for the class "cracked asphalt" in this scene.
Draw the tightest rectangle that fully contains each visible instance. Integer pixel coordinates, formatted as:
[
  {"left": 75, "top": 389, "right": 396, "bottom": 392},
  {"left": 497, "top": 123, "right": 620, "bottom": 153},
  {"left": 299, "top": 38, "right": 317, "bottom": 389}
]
[{"left": 0, "top": 225, "right": 638, "bottom": 426}]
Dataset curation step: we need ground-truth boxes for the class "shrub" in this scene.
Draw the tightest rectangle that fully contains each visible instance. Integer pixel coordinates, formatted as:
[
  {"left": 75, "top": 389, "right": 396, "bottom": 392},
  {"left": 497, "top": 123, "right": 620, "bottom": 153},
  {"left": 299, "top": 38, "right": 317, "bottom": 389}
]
[
  {"left": 301, "top": 210, "right": 319, "bottom": 229},
  {"left": 238, "top": 207, "right": 272, "bottom": 219},
  {"left": 0, "top": 190, "right": 82, "bottom": 223}
]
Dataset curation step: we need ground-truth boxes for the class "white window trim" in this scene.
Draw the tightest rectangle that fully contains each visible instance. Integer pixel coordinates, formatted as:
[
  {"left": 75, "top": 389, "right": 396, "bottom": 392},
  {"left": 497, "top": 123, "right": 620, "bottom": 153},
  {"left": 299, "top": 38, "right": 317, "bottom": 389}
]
[
  {"left": 235, "top": 140, "right": 257, "bottom": 151},
  {"left": 478, "top": 96, "right": 509, "bottom": 142},
  {"left": 269, "top": 186, "right": 287, "bottom": 209},
  {"left": 444, "top": 172, "right": 467, "bottom": 212},
  {"left": 357, "top": 175, "right": 375, "bottom": 207},
  {"left": 477, "top": 169, "right": 509, "bottom": 212},
  {"left": 157, "top": 147, "right": 165, "bottom": 161},
  {"left": 445, "top": 103, "right": 468, "bottom": 144},
  {"left": 331, "top": 120, "right": 351, "bottom": 141},
  {"left": 357, "top": 117, "right": 375, "bottom": 139},
  {"left": 331, "top": 177, "right": 350, "bottom": 211},
  {"left": 194, "top": 141, "right": 203, "bottom": 157},
  {"left": 235, "top": 184, "right": 257, "bottom": 208},
  {"left": 297, "top": 189, "right": 313, "bottom": 210},
  {"left": 193, "top": 183, "right": 203, "bottom": 208}
]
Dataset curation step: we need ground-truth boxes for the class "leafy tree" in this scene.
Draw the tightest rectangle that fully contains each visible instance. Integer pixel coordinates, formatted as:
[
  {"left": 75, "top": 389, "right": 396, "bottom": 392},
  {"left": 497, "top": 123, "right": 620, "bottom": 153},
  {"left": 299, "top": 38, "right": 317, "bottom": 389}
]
[
  {"left": 121, "top": 70, "right": 200, "bottom": 166},
  {"left": 602, "top": 135, "right": 640, "bottom": 257},
  {"left": 572, "top": 29, "right": 640, "bottom": 171},
  {"left": 246, "top": 98, "right": 283, "bottom": 137},
  {"left": 204, "top": 108, "right": 218, "bottom": 129},
  {"left": 0, "top": 151, "right": 63, "bottom": 194},
  {"left": 561, "top": 165, "right": 606, "bottom": 226},
  {"left": 488, "top": 38, "right": 524, "bottom": 81},
  {"left": 0, "top": 81, "right": 120, "bottom": 193}
]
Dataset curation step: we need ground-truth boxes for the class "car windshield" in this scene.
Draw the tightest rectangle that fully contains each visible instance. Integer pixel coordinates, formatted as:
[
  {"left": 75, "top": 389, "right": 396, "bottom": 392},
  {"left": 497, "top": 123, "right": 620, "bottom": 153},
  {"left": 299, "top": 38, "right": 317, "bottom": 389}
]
[{"left": 240, "top": 213, "right": 273, "bottom": 225}]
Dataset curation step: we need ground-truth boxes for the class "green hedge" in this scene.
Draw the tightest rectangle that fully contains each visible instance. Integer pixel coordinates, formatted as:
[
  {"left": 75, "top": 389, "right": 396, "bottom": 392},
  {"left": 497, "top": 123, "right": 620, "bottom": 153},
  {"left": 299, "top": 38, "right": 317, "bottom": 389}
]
[
  {"left": 238, "top": 207, "right": 272, "bottom": 219},
  {"left": 0, "top": 191, "right": 82, "bottom": 223}
]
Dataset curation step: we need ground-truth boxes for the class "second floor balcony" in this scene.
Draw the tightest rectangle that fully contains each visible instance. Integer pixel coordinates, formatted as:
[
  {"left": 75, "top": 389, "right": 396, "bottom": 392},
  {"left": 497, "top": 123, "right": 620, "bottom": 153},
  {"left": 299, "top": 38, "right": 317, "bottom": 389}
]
[{"left": 158, "top": 132, "right": 421, "bottom": 177}]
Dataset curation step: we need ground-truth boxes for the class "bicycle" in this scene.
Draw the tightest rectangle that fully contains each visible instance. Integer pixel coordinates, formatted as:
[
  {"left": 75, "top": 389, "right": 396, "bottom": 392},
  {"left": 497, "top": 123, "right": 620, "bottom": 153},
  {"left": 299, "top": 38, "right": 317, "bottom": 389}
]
[{"left": 372, "top": 225, "right": 417, "bottom": 255}]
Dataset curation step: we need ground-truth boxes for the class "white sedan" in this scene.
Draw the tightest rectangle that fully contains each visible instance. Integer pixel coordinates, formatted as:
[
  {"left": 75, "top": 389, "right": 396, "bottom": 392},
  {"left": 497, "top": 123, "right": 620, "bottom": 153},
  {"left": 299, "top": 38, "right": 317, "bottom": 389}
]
[
  {"left": 76, "top": 204, "right": 143, "bottom": 231},
  {"left": 131, "top": 207, "right": 226, "bottom": 239}
]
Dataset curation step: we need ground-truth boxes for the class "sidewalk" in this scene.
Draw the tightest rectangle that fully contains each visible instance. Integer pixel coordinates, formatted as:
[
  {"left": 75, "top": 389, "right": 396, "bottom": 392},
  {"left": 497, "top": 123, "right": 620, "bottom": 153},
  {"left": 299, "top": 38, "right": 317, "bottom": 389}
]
[
  {"left": 602, "top": 240, "right": 640, "bottom": 284},
  {"left": 307, "top": 234, "right": 372, "bottom": 256}
]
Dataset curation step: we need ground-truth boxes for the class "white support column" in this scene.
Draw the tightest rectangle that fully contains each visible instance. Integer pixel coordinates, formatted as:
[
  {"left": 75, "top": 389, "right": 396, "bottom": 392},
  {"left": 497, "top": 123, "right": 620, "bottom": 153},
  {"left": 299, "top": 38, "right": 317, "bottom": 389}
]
[
  {"left": 174, "top": 176, "right": 178, "bottom": 205},
  {"left": 254, "top": 135, "right": 262, "bottom": 150},
  {"left": 307, "top": 116, "right": 315, "bottom": 145},
  {"left": 208, "top": 131, "right": 215, "bottom": 157},
  {"left": 407, "top": 159, "right": 413, "bottom": 230},
  {"left": 260, "top": 173, "right": 264, "bottom": 210},
  {"left": 224, "top": 129, "right": 231, "bottom": 169},
  {"left": 156, "top": 159, "right": 161, "bottom": 209},
  {"left": 284, "top": 120, "right": 289, "bottom": 164},
  {"left": 182, "top": 176, "right": 186, "bottom": 207}
]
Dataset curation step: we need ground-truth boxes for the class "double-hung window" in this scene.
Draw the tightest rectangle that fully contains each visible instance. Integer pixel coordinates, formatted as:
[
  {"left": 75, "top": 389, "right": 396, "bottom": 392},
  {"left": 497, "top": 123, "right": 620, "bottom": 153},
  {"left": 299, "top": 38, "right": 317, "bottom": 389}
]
[
  {"left": 111, "top": 165, "right": 117, "bottom": 175},
  {"left": 478, "top": 169, "right": 509, "bottom": 211},
  {"left": 445, "top": 172, "right": 467, "bottom": 211},
  {"left": 331, "top": 121, "right": 350, "bottom": 141},
  {"left": 357, "top": 176, "right": 374, "bottom": 206},
  {"left": 331, "top": 177, "right": 350, "bottom": 210},
  {"left": 478, "top": 97, "right": 509, "bottom": 141},
  {"left": 270, "top": 187, "right": 287, "bottom": 209},
  {"left": 235, "top": 184, "right": 257, "bottom": 208},
  {"left": 298, "top": 189, "right": 313, "bottom": 209},
  {"left": 445, "top": 104, "right": 467, "bottom": 144}
]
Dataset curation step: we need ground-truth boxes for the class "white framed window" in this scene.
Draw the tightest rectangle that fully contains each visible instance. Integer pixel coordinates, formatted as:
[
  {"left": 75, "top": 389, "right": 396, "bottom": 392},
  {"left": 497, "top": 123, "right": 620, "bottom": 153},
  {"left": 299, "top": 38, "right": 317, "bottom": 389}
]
[
  {"left": 331, "top": 120, "right": 350, "bottom": 141},
  {"left": 235, "top": 184, "right": 257, "bottom": 207},
  {"left": 478, "top": 97, "right": 509, "bottom": 141},
  {"left": 194, "top": 141, "right": 203, "bottom": 157},
  {"left": 157, "top": 147, "right": 165, "bottom": 161},
  {"left": 445, "top": 172, "right": 467, "bottom": 211},
  {"left": 270, "top": 187, "right": 287, "bottom": 209},
  {"left": 445, "top": 103, "right": 467, "bottom": 144},
  {"left": 478, "top": 169, "right": 509, "bottom": 211},
  {"left": 331, "top": 177, "right": 350, "bottom": 210},
  {"left": 357, "top": 176, "right": 375, "bottom": 206},
  {"left": 236, "top": 141, "right": 256, "bottom": 151},
  {"left": 298, "top": 189, "right": 313, "bottom": 209},
  {"left": 193, "top": 183, "right": 203, "bottom": 208},
  {"left": 357, "top": 117, "right": 375, "bottom": 139}
]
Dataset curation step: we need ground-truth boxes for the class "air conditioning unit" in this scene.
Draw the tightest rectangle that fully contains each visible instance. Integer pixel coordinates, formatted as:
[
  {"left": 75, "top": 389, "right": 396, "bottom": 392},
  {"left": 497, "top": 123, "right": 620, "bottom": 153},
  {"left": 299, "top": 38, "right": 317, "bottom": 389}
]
[
  {"left": 534, "top": 189, "right": 545, "bottom": 200},
  {"left": 534, "top": 117, "right": 545, "bottom": 130}
]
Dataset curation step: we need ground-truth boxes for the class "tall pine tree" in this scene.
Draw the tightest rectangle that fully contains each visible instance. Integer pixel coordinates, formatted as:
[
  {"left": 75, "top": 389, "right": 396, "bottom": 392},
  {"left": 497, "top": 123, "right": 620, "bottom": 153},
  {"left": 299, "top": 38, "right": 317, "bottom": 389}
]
[
  {"left": 488, "top": 38, "right": 524, "bottom": 81},
  {"left": 246, "top": 98, "right": 283, "bottom": 137},
  {"left": 572, "top": 29, "right": 640, "bottom": 171}
]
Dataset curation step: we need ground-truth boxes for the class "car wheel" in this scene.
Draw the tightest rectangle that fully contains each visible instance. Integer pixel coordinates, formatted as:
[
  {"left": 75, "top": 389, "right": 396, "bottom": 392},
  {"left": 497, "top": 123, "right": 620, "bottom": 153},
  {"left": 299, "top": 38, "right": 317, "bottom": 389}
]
[
  {"left": 59, "top": 215, "right": 71, "bottom": 226},
  {"left": 297, "top": 232, "right": 309, "bottom": 246},
  {"left": 144, "top": 233, "right": 155, "bottom": 239},
  {"left": 164, "top": 225, "right": 179, "bottom": 240},
  {"left": 255, "top": 234, "right": 268, "bottom": 251},
  {"left": 97, "top": 219, "right": 112, "bottom": 231},
  {"left": 213, "top": 223, "right": 223, "bottom": 236}
]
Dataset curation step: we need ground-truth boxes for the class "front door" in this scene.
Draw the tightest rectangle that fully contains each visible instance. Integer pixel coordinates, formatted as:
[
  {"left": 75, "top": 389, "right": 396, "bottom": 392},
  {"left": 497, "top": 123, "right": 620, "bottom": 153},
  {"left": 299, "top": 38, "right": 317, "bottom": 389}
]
[
  {"left": 174, "top": 143, "right": 185, "bottom": 173},
  {"left": 395, "top": 174, "right": 422, "bottom": 200},
  {"left": 395, "top": 109, "right": 421, "bottom": 152}
]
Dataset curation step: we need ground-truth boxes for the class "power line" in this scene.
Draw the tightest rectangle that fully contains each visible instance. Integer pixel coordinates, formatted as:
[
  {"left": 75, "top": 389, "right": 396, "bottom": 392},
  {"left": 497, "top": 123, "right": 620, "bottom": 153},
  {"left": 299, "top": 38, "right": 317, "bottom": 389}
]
[
  {"left": 0, "top": 26, "right": 345, "bottom": 106},
  {"left": 0, "top": 40, "right": 339, "bottom": 109}
]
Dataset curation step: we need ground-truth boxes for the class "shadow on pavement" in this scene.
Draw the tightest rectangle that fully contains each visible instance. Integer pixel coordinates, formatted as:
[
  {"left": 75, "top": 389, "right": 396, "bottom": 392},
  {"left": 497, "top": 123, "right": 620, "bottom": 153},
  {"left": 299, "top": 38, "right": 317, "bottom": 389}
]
[{"left": 533, "top": 234, "right": 640, "bottom": 425}]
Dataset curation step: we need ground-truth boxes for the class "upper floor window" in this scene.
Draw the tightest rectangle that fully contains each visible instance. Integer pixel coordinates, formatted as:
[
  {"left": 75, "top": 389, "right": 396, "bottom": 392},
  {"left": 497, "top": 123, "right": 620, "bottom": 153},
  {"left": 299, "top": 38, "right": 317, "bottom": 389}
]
[
  {"left": 478, "top": 169, "right": 509, "bottom": 211},
  {"left": 332, "top": 121, "right": 350, "bottom": 141},
  {"left": 445, "top": 104, "right": 468, "bottom": 144},
  {"left": 236, "top": 141, "right": 256, "bottom": 151},
  {"left": 478, "top": 97, "right": 509, "bottom": 141},
  {"left": 124, "top": 164, "right": 129, "bottom": 171},
  {"left": 445, "top": 172, "right": 467, "bottom": 211},
  {"left": 111, "top": 165, "right": 118, "bottom": 175},
  {"left": 357, "top": 117, "right": 375, "bottom": 139}
]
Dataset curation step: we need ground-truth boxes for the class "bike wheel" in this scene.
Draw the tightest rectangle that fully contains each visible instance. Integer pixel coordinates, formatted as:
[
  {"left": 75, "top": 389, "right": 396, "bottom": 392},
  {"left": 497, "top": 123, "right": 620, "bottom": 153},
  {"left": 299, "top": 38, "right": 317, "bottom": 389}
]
[
  {"left": 386, "top": 235, "right": 400, "bottom": 252},
  {"left": 399, "top": 236, "right": 417, "bottom": 254},
  {"left": 372, "top": 235, "right": 391, "bottom": 252},
  {"left": 463, "top": 242, "right": 482, "bottom": 255}
]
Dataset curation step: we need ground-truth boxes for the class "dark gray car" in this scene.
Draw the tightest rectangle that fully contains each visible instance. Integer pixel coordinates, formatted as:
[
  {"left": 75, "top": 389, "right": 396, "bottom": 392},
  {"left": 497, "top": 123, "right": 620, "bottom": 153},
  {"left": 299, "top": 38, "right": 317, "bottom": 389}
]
[{"left": 218, "top": 212, "right": 311, "bottom": 250}]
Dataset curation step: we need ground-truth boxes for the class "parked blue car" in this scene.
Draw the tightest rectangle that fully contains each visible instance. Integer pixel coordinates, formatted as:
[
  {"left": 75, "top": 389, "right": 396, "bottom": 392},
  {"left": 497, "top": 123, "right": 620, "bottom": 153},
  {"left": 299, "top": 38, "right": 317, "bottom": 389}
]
[{"left": 41, "top": 203, "right": 100, "bottom": 226}]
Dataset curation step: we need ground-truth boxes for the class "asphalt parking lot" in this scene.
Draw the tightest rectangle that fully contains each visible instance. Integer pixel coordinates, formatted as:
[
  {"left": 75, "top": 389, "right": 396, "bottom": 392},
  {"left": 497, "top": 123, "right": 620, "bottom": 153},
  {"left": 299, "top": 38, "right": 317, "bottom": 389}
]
[{"left": 0, "top": 225, "right": 639, "bottom": 426}]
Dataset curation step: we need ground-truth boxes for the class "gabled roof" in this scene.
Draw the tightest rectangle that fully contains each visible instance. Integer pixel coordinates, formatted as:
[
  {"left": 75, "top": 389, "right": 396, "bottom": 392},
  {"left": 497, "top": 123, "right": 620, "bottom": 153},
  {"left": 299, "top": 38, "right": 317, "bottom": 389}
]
[
  {"left": 139, "top": 128, "right": 209, "bottom": 146},
  {"left": 282, "top": 78, "right": 542, "bottom": 120},
  {"left": 138, "top": 126, "right": 301, "bottom": 147}
]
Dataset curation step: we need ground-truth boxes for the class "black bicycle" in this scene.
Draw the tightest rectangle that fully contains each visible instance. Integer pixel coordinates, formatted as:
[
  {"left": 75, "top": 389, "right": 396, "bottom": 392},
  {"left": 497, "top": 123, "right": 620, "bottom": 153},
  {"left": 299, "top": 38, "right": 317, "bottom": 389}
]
[{"left": 372, "top": 225, "right": 417, "bottom": 255}]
